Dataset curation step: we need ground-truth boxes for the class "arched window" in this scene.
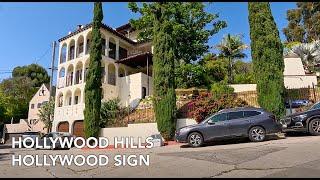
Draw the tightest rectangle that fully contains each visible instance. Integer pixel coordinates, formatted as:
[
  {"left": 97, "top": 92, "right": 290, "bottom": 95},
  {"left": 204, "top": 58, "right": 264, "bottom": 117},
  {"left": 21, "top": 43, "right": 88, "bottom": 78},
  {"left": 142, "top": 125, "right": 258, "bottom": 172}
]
[
  {"left": 59, "top": 68, "right": 65, "bottom": 78},
  {"left": 75, "top": 62, "right": 83, "bottom": 84},
  {"left": 86, "top": 32, "right": 92, "bottom": 55},
  {"left": 74, "top": 89, "right": 81, "bottom": 105},
  {"left": 65, "top": 91, "right": 72, "bottom": 106},
  {"left": 58, "top": 68, "right": 66, "bottom": 88},
  {"left": 77, "top": 36, "right": 84, "bottom": 58},
  {"left": 69, "top": 40, "right": 75, "bottom": 60},
  {"left": 66, "top": 64, "right": 74, "bottom": 86},
  {"left": 57, "top": 93, "right": 64, "bottom": 107},
  {"left": 108, "top": 64, "right": 116, "bottom": 85},
  {"left": 60, "top": 43, "right": 67, "bottom": 64}
]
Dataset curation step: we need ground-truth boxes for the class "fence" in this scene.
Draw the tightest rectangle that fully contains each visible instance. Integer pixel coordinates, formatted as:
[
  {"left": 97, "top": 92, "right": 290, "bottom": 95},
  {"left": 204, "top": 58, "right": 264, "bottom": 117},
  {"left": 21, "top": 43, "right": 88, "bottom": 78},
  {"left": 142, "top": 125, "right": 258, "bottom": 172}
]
[
  {"left": 101, "top": 107, "right": 155, "bottom": 128},
  {"left": 103, "top": 85, "right": 320, "bottom": 127}
]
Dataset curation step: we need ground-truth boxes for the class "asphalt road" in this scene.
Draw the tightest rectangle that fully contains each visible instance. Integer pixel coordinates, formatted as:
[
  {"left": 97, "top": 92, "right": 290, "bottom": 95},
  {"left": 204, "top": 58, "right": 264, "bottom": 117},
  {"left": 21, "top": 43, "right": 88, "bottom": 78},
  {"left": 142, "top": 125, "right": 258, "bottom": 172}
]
[{"left": 0, "top": 133, "right": 320, "bottom": 178}]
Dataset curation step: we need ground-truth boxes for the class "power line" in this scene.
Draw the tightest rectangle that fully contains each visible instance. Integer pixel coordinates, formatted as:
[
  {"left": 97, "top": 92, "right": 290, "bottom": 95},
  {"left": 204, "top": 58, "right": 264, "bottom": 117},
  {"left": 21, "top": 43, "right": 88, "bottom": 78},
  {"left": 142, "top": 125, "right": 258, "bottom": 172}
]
[{"left": 34, "top": 44, "right": 53, "bottom": 64}]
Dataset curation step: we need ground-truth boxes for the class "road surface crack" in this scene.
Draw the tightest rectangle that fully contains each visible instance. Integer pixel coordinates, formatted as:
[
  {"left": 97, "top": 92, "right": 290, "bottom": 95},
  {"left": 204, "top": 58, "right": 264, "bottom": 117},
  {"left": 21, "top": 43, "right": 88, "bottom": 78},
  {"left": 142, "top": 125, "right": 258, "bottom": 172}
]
[{"left": 209, "top": 165, "right": 297, "bottom": 178}]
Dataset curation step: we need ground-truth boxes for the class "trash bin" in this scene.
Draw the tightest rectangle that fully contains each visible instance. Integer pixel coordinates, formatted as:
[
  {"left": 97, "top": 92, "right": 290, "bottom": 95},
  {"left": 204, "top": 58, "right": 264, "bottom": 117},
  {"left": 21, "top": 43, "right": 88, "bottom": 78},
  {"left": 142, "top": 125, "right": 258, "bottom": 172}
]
[{"left": 150, "top": 134, "right": 164, "bottom": 147}]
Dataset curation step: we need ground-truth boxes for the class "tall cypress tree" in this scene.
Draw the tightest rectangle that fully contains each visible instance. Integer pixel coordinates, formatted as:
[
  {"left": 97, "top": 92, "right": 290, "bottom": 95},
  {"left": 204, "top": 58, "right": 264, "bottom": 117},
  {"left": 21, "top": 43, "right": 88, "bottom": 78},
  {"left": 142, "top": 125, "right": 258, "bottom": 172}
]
[
  {"left": 248, "top": 2, "right": 285, "bottom": 118},
  {"left": 152, "top": 4, "right": 177, "bottom": 140},
  {"left": 84, "top": 2, "right": 103, "bottom": 138}
]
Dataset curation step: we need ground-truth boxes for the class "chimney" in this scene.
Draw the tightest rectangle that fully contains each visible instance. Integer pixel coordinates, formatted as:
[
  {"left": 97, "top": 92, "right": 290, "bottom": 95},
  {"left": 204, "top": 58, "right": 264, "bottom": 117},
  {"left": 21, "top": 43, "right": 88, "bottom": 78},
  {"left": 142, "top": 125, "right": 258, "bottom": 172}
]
[{"left": 77, "top": 24, "right": 82, "bottom": 30}]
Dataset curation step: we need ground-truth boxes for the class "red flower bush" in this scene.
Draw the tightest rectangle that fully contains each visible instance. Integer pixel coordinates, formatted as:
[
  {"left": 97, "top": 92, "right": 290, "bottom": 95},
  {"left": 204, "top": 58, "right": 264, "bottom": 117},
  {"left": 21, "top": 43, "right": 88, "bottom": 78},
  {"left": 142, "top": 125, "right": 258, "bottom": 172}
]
[{"left": 188, "top": 93, "right": 248, "bottom": 123}]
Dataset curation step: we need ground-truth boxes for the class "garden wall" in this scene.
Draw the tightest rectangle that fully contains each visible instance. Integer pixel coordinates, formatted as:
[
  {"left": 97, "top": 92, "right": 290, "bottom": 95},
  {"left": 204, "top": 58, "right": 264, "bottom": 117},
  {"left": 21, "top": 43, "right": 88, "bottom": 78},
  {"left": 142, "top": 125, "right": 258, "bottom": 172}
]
[{"left": 99, "top": 118, "right": 197, "bottom": 145}]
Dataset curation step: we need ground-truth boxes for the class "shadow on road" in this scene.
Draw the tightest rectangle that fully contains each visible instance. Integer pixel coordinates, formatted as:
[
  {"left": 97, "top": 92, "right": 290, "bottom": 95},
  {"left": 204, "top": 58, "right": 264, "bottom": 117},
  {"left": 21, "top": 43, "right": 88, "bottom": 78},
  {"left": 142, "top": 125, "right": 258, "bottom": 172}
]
[
  {"left": 284, "top": 131, "right": 311, "bottom": 137},
  {"left": 0, "top": 144, "right": 12, "bottom": 149},
  {"left": 0, "top": 152, "right": 14, "bottom": 161},
  {"left": 179, "top": 134, "right": 285, "bottom": 148}
]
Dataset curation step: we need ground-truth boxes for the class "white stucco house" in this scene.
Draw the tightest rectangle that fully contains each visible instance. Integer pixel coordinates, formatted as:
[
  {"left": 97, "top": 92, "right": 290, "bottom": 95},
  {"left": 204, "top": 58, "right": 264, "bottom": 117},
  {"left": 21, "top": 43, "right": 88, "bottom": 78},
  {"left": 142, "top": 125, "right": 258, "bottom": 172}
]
[
  {"left": 52, "top": 23, "right": 153, "bottom": 137},
  {"left": 2, "top": 84, "right": 53, "bottom": 143},
  {"left": 230, "top": 55, "right": 318, "bottom": 92}
]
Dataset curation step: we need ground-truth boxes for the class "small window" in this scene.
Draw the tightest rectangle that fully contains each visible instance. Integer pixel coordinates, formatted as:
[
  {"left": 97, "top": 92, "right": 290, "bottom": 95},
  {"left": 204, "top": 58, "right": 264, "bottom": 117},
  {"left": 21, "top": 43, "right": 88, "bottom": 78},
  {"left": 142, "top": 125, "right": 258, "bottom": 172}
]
[
  {"left": 244, "top": 111, "right": 261, "bottom": 118},
  {"left": 68, "top": 97, "right": 72, "bottom": 106},
  {"left": 210, "top": 113, "right": 227, "bottom": 123},
  {"left": 31, "top": 104, "right": 35, "bottom": 109},
  {"left": 37, "top": 103, "right": 42, "bottom": 108},
  {"left": 228, "top": 111, "right": 244, "bottom": 120},
  {"left": 75, "top": 96, "right": 79, "bottom": 105}
]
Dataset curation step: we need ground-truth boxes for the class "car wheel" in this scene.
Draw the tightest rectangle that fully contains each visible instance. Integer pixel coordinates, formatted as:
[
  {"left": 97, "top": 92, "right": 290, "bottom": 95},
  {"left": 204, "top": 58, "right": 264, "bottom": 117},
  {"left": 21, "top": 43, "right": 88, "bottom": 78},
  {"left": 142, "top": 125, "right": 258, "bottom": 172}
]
[
  {"left": 309, "top": 119, "right": 320, "bottom": 136},
  {"left": 188, "top": 132, "right": 203, "bottom": 148},
  {"left": 249, "top": 126, "right": 266, "bottom": 142}
]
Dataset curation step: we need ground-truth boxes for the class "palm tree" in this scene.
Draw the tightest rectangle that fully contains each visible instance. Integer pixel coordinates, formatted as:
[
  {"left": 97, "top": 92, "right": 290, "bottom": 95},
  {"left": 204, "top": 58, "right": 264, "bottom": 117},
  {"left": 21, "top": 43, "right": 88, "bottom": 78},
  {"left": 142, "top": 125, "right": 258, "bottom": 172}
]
[
  {"left": 287, "top": 41, "right": 320, "bottom": 73},
  {"left": 216, "top": 34, "right": 248, "bottom": 83}
]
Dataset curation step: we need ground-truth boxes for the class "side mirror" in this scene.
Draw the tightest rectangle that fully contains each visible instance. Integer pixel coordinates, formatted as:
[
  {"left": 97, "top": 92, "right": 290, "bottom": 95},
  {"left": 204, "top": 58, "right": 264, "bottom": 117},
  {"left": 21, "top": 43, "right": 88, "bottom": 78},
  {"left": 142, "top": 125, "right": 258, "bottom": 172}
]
[{"left": 208, "top": 121, "right": 215, "bottom": 125}]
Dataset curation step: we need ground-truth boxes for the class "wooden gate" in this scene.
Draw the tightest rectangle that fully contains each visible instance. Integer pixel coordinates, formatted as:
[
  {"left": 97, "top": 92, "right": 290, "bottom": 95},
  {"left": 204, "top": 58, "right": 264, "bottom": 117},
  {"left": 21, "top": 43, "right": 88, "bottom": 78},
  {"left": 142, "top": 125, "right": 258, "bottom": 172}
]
[
  {"left": 73, "top": 120, "right": 84, "bottom": 138},
  {"left": 57, "top": 121, "right": 69, "bottom": 132}
]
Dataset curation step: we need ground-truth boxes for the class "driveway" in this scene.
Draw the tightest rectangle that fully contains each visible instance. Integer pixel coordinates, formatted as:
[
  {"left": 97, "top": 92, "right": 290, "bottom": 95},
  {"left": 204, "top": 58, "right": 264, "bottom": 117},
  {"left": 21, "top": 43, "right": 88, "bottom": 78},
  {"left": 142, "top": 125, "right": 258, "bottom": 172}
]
[{"left": 0, "top": 134, "right": 320, "bottom": 178}]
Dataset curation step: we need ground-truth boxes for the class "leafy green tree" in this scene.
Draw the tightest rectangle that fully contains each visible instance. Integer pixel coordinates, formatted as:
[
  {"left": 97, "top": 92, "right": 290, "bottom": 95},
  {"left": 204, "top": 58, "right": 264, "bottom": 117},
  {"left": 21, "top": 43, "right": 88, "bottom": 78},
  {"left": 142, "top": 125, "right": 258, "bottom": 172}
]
[
  {"left": 128, "top": 2, "right": 226, "bottom": 64},
  {"left": 0, "top": 77, "right": 36, "bottom": 123},
  {"left": 283, "top": 2, "right": 320, "bottom": 43},
  {"left": 203, "top": 57, "right": 228, "bottom": 84},
  {"left": 38, "top": 97, "right": 55, "bottom": 133},
  {"left": 216, "top": 34, "right": 248, "bottom": 84},
  {"left": 12, "top": 63, "right": 50, "bottom": 87},
  {"left": 286, "top": 41, "right": 320, "bottom": 73},
  {"left": 84, "top": 2, "right": 103, "bottom": 138},
  {"left": 248, "top": 2, "right": 285, "bottom": 118},
  {"left": 233, "top": 60, "right": 255, "bottom": 84},
  {"left": 175, "top": 62, "right": 207, "bottom": 89}
]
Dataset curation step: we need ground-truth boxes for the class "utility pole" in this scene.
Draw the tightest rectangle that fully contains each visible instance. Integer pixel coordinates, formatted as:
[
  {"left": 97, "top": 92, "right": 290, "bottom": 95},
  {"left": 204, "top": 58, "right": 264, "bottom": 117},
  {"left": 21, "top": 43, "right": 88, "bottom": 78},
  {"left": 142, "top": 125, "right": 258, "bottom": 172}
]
[{"left": 49, "top": 41, "right": 56, "bottom": 98}]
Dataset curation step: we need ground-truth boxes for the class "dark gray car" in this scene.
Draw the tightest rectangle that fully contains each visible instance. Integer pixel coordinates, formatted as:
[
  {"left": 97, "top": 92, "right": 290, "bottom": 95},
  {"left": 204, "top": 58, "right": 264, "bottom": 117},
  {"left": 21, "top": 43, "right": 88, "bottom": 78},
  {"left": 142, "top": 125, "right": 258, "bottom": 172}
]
[{"left": 175, "top": 107, "right": 282, "bottom": 147}]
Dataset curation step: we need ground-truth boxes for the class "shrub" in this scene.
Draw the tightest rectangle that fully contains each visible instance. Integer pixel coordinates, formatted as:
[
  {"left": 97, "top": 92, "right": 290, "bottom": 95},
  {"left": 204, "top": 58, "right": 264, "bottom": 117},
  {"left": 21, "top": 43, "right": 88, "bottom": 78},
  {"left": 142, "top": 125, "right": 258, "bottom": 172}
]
[
  {"left": 100, "top": 98, "right": 126, "bottom": 128},
  {"left": 188, "top": 93, "right": 248, "bottom": 123},
  {"left": 210, "top": 82, "right": 235, "bottom": 98}
]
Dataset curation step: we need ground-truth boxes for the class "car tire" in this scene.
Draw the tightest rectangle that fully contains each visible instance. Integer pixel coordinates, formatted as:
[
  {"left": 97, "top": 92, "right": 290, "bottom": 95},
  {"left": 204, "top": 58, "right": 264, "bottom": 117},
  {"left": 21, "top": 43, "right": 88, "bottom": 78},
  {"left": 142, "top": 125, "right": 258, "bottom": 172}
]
[
  {"left": 187, "top": 132, "right": 203, "bottom": 148},
  {"left": 309, "top": 119, "right": 320, "bottom": 136},
  {"left": 249, "top": 126, "right": 266, "bottom": 142}
]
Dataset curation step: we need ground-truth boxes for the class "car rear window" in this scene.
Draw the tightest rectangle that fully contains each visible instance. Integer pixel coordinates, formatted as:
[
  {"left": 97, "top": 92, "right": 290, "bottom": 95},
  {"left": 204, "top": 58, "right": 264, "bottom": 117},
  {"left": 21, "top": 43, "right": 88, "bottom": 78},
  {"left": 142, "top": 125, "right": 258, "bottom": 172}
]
[
  {"left": 227, "top": 111, "right": 244, "bottom": 120},
  {"left": 244, "top": 111, "right": 261, "bottom": 117}
]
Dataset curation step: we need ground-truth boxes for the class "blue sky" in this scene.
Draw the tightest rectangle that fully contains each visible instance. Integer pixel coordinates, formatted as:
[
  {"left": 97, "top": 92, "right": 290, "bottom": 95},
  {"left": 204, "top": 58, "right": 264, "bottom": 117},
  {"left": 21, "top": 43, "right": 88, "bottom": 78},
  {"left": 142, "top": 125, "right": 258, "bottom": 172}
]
[{"left": 0, "top": 2, "right": 296, "bottom": 81}]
